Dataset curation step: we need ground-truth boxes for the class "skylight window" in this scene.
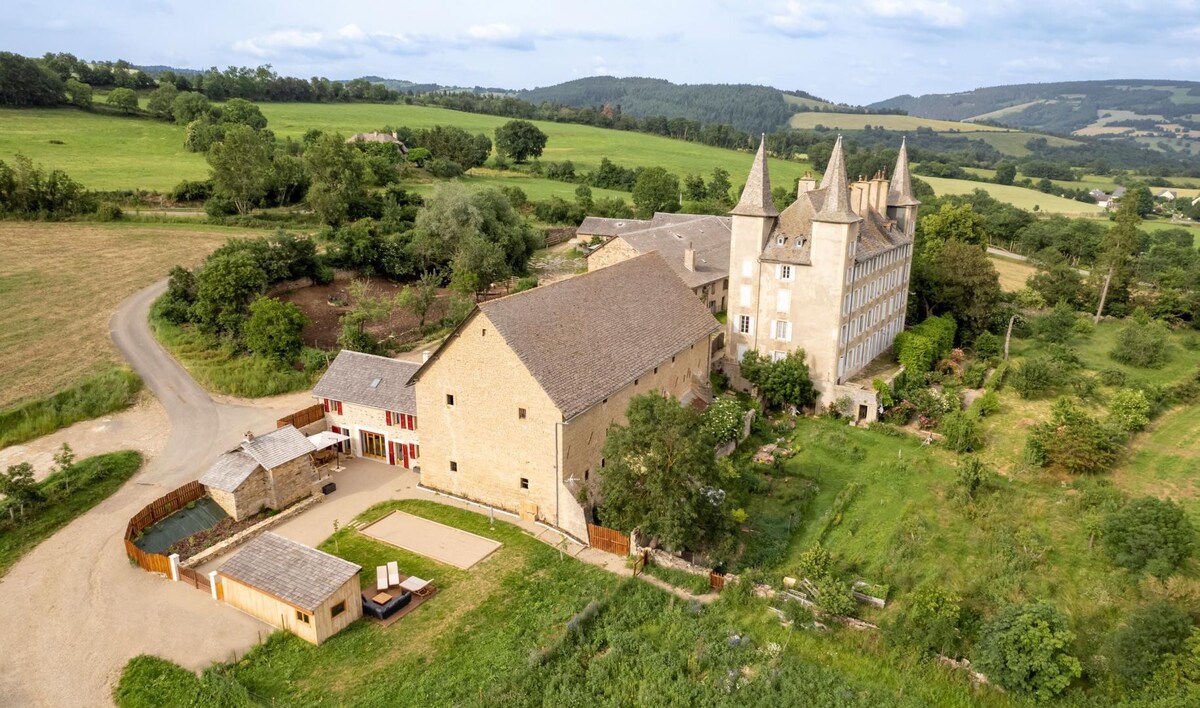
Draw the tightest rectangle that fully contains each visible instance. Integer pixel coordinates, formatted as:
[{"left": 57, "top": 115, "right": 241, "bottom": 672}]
[{"left": 370, "top": 377, "right": 382, "bottom": 389}]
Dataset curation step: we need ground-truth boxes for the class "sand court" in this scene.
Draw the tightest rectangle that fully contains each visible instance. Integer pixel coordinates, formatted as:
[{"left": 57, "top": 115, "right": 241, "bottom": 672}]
[{"left": 360, "top": 511, "right": 503, "bottom": 569}]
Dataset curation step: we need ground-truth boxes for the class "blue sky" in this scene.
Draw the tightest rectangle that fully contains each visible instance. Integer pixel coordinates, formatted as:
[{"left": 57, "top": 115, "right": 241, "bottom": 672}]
[{"left": 4, "top": 0, "right": 1199, "bottom": 104}]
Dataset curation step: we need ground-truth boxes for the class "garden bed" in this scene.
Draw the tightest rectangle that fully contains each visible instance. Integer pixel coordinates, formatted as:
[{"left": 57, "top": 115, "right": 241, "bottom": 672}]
[{"left": 164, "top": 505, "right": 271, "bottom": 561}]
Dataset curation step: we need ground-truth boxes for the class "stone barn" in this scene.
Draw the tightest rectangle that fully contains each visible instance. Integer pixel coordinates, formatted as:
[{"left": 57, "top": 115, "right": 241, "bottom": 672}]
[
  {"left": 200, "top": 425, "right": 318, "bottom": 521},
  {"left": 218, "top": 532, "right": 362, "bottom": 645}
]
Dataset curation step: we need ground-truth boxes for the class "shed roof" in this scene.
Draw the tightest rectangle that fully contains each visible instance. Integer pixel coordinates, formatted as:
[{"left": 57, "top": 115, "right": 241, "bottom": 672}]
[
  {"left": 219, "top": 532, "right": 361, "bottom": 612},
  {"left": 313, "top": 350, "right": 420, "bottom": 413},
  {"left": 593, "top": 214, "right": 731, "bottom": 288},
  {"left": 199, "top": 425, "right": 315, "bottom": 492},
  {"left": 198, "top": 451, "right": 261, "bottom": 493},
  {"left": 413, "top": 252, "right": 720, "bottom": 420}
]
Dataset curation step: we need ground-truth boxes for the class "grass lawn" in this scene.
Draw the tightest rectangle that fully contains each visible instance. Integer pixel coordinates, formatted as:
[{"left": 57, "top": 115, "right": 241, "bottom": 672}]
[
  {"left": 405, "top": 168, "right": 630, "bottom": 203},
  {"left": 0, "top": 450, "right": 141, "bottom": 577},
  {"left": 116, "top": 499, "right": 1000, "bottom": 707},
  {"left": 1117, "top": 404, "right": 1200, "bottom": 524},
  {"left": 920, "top": 175, "right": 1106, "bottom": 215},
  {"left": 0, "top": 367, "right": 141, "bottom": 450},
  {"left": 989, "top": 254, "right": 1036, "bottom": 292},
  {"left": 0, "top": 221, "right": 253, "bottom": 408}
]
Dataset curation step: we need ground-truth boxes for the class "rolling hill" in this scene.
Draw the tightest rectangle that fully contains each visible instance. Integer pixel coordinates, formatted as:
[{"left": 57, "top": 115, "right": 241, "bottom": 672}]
[{"left": 870, "top": 80, "right": 1200, "bottom": 157}]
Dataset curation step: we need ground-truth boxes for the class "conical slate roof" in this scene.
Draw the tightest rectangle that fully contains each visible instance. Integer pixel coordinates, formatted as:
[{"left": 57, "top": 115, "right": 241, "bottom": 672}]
[
  {"left": 814, "top": 136, "right": 861, "bottom": 224},
  {"left": 887, "top": 137, "right": 920, "bottom": 207},
  {"left": 730, "top": 135, "right": 779, "bottom": 218}
]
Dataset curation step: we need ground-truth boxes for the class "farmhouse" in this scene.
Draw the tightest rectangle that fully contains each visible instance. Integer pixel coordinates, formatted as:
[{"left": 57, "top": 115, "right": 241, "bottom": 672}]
[
  {"left": 312, "top": 350, "right": 421, "bottom": 468},
  {"left": 218, "top": 532, "right": 362, "bottom": 646},
  {"left": 1156, "top": 189, "right": 1177, "bottom": 200},
  {"left": 199, "top": 425, "right": 318, "bottom": 521},
  {"left": 409, "top": 252, "right": 720, "bottom": 541},
  {"left": 586, "top": 213, "right": 732, "bottom": 314},
  {"left": 723, "top": 136, "right": 917, "bottom": 421}
]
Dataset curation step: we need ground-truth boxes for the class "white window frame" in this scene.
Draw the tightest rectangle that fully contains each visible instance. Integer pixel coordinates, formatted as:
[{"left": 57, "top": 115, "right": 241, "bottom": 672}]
[
  {"left": 773, "top": 320, "right": 792, "bottom": 342},
  {"left": 778, "top": 264, "right": 793, "bottom": 281},
  {"left": 737, "top": 315, "right": 753, "bottom": 335}
]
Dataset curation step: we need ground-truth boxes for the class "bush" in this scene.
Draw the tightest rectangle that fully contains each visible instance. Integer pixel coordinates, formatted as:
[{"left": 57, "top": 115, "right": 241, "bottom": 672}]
[
  {"left": 512, "top": 275, "right": 538, "bottom": 293},
  {"left": 171, "top": 179, "right": 212, "bottom": 202},
  {"left": 940, "top": 410, "right": 982, "bottom": 453},
  {"left": 961, "top": 362, "right": 988, "bottom": 388},
  {"left": 973, "top": 331, "right": 1001, "bottom": 360},
  {"left": 1009, "top": 354, "right": 1072, "bottom": 399},
  {"left": 1111, "top": 310, "right": 1173, "bottom": 369},
  {"left": 96, "top": 203, "right": 123, "bottom": 221},
  {"left": 954, "top": 456, "right": 992, "bottom": 500},
  {"left": 426, "top": 158, "right": 464, "bottom": 179},
  {"left": 1108, "top": 388, "right": 1151, "bottom": 433},
  {"left": 1025, "top": 399, "right": 1124, "bottom": 475},
  {"left": 974, "top": 603, "right": 1081, "bottom": 700},
  {"left": 242, "top": 297, "right": 307, "bottom": 362},
  {"left": 972, "top": 390, "right": 1000, "bottom": 417},
  {"left": 1102, "top": 497, "right": 1195, "bottom": 577},
  {"left": 701, "top": 396, "right": 745, "bottom": 445},
  {"left": 1108, "top": 601, "right": 1194, "bottom": 688},
  {"left": 1032, "top": 301, "right": 1079, "bottom": 343},
  {"left": 1098, "top": 367, "right": 1128, "bottom": 386},
  {"left": 887, "top": 584, "right": 963, "bottom": 657}
]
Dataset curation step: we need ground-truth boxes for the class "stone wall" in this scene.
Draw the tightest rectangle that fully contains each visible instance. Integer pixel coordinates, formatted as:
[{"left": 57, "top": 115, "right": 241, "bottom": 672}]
[
  {"left": 268, "top": 456, "right": 317, "bottom": 510},
  {"left": 325, "top": 400, "right": 419, "bottom": 465},
  {"left": 223, "top": 466, "right": 273, "bottom": 521}
]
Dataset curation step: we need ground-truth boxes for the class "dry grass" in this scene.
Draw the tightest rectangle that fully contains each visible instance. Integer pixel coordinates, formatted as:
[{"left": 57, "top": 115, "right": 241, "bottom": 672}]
[
  {"left": 989, "top": 254, "right": 1037, "bottom": 292},
  {"left": 0, "top": 222, "right": 250, "bottom": 408}
]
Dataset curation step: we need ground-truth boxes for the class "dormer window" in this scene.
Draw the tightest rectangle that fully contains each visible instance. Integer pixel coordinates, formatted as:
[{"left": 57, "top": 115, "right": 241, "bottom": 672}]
[{"left": 776, "top": 236, "right": 786, "bottom": 246}]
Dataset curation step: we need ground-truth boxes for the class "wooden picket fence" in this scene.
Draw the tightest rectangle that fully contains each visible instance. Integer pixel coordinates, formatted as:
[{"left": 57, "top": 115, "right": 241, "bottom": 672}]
[
  {"left": 586, "top": 523, "right": 630, "bottom": 556},
  {"left": 278, "top": 403, "right": 324, "bottom": 430},
  {"left": 709, "top": 571, "right": 727, "bottom": 591},
  {"left": 124, "top": 480, "right": 206, "bottom": 576}
]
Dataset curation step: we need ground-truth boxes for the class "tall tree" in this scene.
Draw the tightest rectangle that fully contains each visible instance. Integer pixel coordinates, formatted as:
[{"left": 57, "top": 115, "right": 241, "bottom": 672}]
[
  {"left": 206, "top": 124, "right": 273, "bottom": 214},
  {"left": 598, "top": 393, "right": 725, "bottom": 550},
  {"left": 632, "top": 166, "right": 680, "bottom": 218},
  {"left": 105, "top": 87, "right": 139, "bottom": 113},
  {"left": 1094, "top": 195, "right": 1141, "bottom": 323},
  {"left": 302, "top": 133, "right": 367, "bottom": 227},
  {"left": 398, "top": 272, "right": 440, "bottom": 329},
  {"left": 493, "top": 120, "right": 548, "bottom": 163}
]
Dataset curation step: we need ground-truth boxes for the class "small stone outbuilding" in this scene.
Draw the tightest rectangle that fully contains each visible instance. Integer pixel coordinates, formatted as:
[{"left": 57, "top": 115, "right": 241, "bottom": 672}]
[
  {"left": 199, "top": 425, "right": 318, "bottom": 522},
  {"left": 218, "top": 532, "right": 362, "bottom": 645}
]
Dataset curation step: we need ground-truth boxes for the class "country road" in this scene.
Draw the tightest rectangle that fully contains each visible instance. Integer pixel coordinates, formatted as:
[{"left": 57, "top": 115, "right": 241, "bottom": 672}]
[{"left": 0, "top": 281, "right": 311, "bottom": 707}]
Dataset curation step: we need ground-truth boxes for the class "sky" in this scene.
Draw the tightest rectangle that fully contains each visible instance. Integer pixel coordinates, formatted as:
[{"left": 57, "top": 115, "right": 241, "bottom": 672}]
[{"left": 4, "top": 0, "right": 1200, "bottom": 105}]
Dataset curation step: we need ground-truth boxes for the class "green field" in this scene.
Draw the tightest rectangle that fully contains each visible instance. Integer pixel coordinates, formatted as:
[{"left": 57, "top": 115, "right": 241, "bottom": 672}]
[
  {"left": 0, "top": 103, "right": 814, "bottom": 196},
  {"left": 921, "top": 175, "right": 1106, "bottom": 215},
  {"left": 405, "top": 168, "right": 630, "bottom": 203}
]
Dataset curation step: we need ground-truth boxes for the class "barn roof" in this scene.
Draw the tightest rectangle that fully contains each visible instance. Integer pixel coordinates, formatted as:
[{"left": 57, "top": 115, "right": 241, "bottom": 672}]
[
  {"left": 219, "top": 533, "right": 361, "bottom": 612},
  {"left": 199, "top": 425, "right": 315, "bottom": 492}
]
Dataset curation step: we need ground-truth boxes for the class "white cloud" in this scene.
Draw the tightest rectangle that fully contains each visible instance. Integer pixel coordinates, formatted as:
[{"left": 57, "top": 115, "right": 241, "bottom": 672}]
[
  {"left": 865, "top": 0, "right": 966, "bottom": 28},
  {"left": 767, "top": 1, "right": 837, "bottom": 37}
]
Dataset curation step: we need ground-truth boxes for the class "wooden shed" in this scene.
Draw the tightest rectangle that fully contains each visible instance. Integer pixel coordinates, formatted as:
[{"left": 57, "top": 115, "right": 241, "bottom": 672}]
[
  {"left": 217, "top": 532, "right": 362, "bottom": 645},
  {"left": 199, "top": 425, "right": 318, "bottom": 521}
]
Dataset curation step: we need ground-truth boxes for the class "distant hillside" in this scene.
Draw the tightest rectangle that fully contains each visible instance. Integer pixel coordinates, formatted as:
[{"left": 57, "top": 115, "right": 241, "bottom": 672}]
[
  {"left": 516, "top": 76, "right": 796, "bottom": 134},
  {"left": 870, "top": 80, "right": 1200, "bottom": 158},
  {"left": 359, "top": 76, "right": 509, "bottom": 95}
]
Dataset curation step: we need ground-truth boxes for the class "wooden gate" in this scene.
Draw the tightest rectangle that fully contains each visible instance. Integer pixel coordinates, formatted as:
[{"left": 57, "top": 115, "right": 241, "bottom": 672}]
[
  {"left": 709, "top": 571, "right": 726, "bottom": 591},
  {"left": 178, "top": 567, "right": 211, "bottom": 592},
  {"left": 587, "top": 523, "right": 630, "bottom": 556},
  {"left": 632, "top": 550, "right": 648, "bottom": 577}
]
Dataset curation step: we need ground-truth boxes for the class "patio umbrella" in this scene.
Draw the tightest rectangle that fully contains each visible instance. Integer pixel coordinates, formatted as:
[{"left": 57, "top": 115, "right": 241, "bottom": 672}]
[{"left": 308, "top": 431, "right": 351, "bottom": 473}]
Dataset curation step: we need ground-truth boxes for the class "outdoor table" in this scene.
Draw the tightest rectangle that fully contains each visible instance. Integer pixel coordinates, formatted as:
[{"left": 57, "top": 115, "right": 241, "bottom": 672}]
[{"left": 371, "top": 592, "right": 392, "bottom": 604}]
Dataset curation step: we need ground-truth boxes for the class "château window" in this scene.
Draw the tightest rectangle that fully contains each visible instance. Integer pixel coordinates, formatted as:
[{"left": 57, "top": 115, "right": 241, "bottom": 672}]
[
  {"left": 520, "top": 477, "right": 529, "bottom": 490},
  {"left": 450, "top": 461, "right": 458, "bottom": 472},
  {"left": 773, "top": 320, "right": 792, "bottom": 341},
  {"left": 776, "top": 236, "right": 786, "bottom": 246},
  {"left": 771, "top": 350, "right": 787, "bottom": 362},
  {"left": 738, "top": 315, "right": 752, "bottom": 334},
  {"left": 446, "top": 393, "right": 455, "bottom": 406},
  {"left": 779, "top": 265, "right": 793, "bottom": 281},
  {"left": 518, "top": 407, "right": 527, "bottom": 420}
]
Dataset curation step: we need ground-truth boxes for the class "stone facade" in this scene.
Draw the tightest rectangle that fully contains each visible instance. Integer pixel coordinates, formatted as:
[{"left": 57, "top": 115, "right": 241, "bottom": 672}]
[
  {"left": 322, "top": 401, "right": 420, "bottom": 468},
  {"left": 208, "top": 456, "right": 317, "bottom": 521},
  {"left": 724, "top": 138, "right": 917, "bottom": 421},
  {"left": 415, "top": 312, "right": 713, "bottom": 541}
]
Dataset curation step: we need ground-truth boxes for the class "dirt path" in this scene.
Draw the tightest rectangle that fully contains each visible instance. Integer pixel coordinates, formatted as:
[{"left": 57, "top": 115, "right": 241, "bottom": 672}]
[{"left": 0, "top": 281, "right": 314, "bottom": 708}]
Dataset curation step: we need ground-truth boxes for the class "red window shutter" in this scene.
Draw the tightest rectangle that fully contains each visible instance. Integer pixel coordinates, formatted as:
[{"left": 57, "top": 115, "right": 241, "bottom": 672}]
[
  {"left": 388, "top": 442, "right": 396, "bottom": 465},
  {"left": 323, "top": 399, "right": 330, "bottom": 412},
  {"left": 404, "top": 414, "right": 412, "bottom": 430},
  {"left": 336, "top": 401, "right": 343, "bottom": 415},
  {"left": 386, "top": 411, "right": 392, "bottom": 426},
  {"left": 398, "top": 413, "right": 405, "bottom": 429},
  {"left": 401, "top": 443, "right": 410, "bottom": 468}
]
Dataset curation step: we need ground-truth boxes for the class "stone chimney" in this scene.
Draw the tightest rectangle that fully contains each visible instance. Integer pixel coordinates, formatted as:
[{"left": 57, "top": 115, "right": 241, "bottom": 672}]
[
  {"left": 866, "top": 170, "right": 889, "bottom": 214},
  {"left": 850, "top": 178, "right": 870, "bottom": 217},
  {"left": 422, "top": 350, "right": 432, "bottom": 363},
  {"left": 797, "top": 171, "right": 816, "bottom": 196},
  {"left": 244, "top": 431, "right": 254, "bottom": 443},
  {"left": 683, "top": 242, "right": 696, "bottom": 272}
]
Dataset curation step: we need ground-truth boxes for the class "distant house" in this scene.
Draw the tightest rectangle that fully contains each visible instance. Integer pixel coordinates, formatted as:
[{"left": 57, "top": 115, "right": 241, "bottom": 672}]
[
  {"left": 1088, "top": 188, "right": 1108, "bottom": 203},
  {"left": 587, "top": 213, "right": 732, "bottom": 314},
  {"left": 345, "top": 131, "right": 409, "bottom": 156},
  {"left": 199, "top": 425, "right": 318, "bottom": 521},
  {"left": 1156, "top": 189, "right": 1177, "bottom": 200},
  {"left": 410, "top": 252, "right": 720, "bottom": 541},
  {"left": 312, "top": 351, "right": 421, "bottom": 469},
  {"left": 1112, "top": 186, "right": 1127, "bottom": 199},
  {"left": 218, "top": 532, "right": 362, "bottom": 646}
]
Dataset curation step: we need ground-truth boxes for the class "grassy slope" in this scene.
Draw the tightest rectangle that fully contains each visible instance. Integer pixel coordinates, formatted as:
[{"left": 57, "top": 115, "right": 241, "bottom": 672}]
[
  {"left": 990, "top": 254, "right": 1037, "bottom": 292},
  {"left": 787, "top": 112, "right": 1010, "bottom": 133},
  {"left": 0, "top": 107, "right": 208, "bottom": 191},
  {"left": 0, "top": 222, "right": 249, "bottom": 408},
  {"left": 921, "top": 175, "right": 1106, "bottom": 215},
  {"left": 0, "top": 450, "right": 142, "bottom": 577},
  {"left": 1118, "top": 404, "right": 1200, "bottom": 524},
  {"left": 0, "top": 367, "right": 142, "bottom": 450}
]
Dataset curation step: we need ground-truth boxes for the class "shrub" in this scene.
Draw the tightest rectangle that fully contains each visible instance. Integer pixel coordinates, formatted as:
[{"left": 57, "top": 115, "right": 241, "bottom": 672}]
[
  {"left": 1025, "top": 399, "right": 1124, "bottom": 475},
  {"left": 974, "top": 331, "right": 1001, "bottom": 360},
  {"left": 972, "top": 390, "right": 1000, "bottom": 417},
  {"left": 887, "top": 584, "right": 963, "bottom": 657},
  {"left": 1102, "top": 497, "right": 1195, "bottom": 577},
  {"left": 513, "top": 275, "right": 538, "bottom": 293},
  {"left": 954, "top": 456, "right": 992, "bottom": 500},
  {"left": 171, "top": 179, "right": 212, "bottom": 202},
  {"left": 961, "top": 362, "right": 988, "bottom": 388},
  {"left": 242, "top": 297, "right": 307, "bottom": 362},
  {"left": 1009, "top": 354, "right": 1071, "bottom": 399},
  {"left": 1098, "top": 367, "right": 1128, "bottom": 387},
  {"left": 940, "top": 410, "right": 982, "bottom": 453},
  {"left": 1111, "top": 310, "right": 1173, "bottom": 369},
  {"left": 1032, "top": 301, "right": 1079, "bottom": 343},
  {"left": 740, "top": 350, "right": 816, "bottom": 410},
  {"left": 974, "top": 603, "right": 1081, "bottom": 700},
  {"left": 96, "top": 203, "right": 123, "bottom": 221},
  {"left": 1108, "top": 388, "right": 1151, "bottom": 433},
  {"left": 701, "top": 396, "right": 745, "bottom": 445},
  {"left": 1108, "top": 601, "right": 1194, "bottom": 688},
  {"left": 426, "top": 158, "right": 464, "bottom": 179}
]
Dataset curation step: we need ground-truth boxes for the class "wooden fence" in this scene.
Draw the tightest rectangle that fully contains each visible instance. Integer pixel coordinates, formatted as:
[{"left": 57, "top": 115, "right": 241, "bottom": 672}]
[
  {"left": 545, "top": 227, "right": 574, "bottom": 247},
  {"left": 709, "top": 571, "right": 727, "bottom": 591},
  {"left": 632, "top": 550, "right": 648, "bottom": 577},
  {"left": 587, "top": 523, "right": 630, "bottom": 556},
  {"left": 178, "top": 566, "right": 211, "bottom": 591},
  {"left": 124, "top": 480, "right": 206, "bottom": 576},
  {"left": 278, "top": 403, "right": 324, "bottom": 430}
]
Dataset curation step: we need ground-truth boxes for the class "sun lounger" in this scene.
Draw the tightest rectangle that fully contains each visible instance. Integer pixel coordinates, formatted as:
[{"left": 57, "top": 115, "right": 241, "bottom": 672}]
[
  {"left": 376, "top": 566, "right": 388, "bottom": 592},
  {"left": 387, "top": 561, "right": 400, "bottom": 587},
  {"left": 400, "top": 576, "right": 434, "bottom": 596}
]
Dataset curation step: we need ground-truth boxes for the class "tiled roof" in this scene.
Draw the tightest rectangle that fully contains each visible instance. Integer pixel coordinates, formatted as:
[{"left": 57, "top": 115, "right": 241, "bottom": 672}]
[
  {"left": 468, "top": 252, "right": 720, "bottom": 420},
  {"left": 576, "top": 216, "right": 653, "bottom": 237},
  {"left": 815, "top": 136, "right": 862, "bottom": 224},
  {"left": 198, "top": 451, "right": 261, "bottom": 493},
  {"left": 313, "top": 350, "right": 419, "bottom": 413},
  {"left": 595, "top": 214, "right": 732, "bottom": 288},
  {"left": 731, "top": 136, "right": 779, "bottom": 218},
  {"left": 886, "top": 137, "right": 920, "bottom": 207},
  {"left": 218, "top": 532, "right": 361, "bottom": 612},
  {"left": 241, "top": 425, "right": 317, "bottom": 470}
]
